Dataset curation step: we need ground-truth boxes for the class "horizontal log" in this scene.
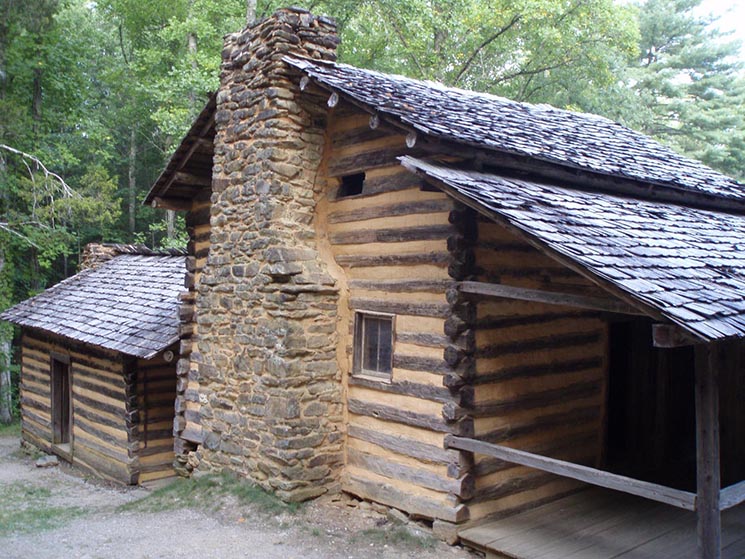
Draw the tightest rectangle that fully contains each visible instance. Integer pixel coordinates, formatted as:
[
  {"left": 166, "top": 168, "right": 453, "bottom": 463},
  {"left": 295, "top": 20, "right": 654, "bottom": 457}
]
[
  {"left": 476, "top": 331, "right": 602, "bottom": 359},
  {"left": 446, "top": 436, "right": 697, "bottom": 510},
  {"left": 475, "top": 356, "right": 604, "bottom": 386},
  {"left": 330, "top": 224, "right": 453, "bottom": 245},
  {"left": 343, "top": 473, "right": 469, "bottom": 523},
  {"left": 348, "top": 279, "right": 451, "bottom": 293},
  {"left": 467, "top": 469, "right": 561, "bottom": 505},
  {"left": 348, "top": 425, "right": 454, "bottom": 467},
  {"left": 720, "top": 480, "right": 745, "bottom": 511},
  {"left": 478, "top": 405, "right": 601, "bottom": 445},
  {"left": 393, "top": 354, "right": 451, "bottom": 374},
  {"left": 349, "top": 376, "right": 453, "bottom": 404},
  {"left": 347, "top": 448, "right": 474, "bottom": 498},
  {"left": 329, "top": 199, "right": 453, "bottom": 224},
  {"left": 474, "top": 310, "right": 596, "bottom": 331},
  {"left": 474, "top": 432, "right": 598, "bottom": 477},
  {"left": 459, "top": 281, "right": 644, "bottom": 315},
  {"left": 348, "top": 398, "right": 450, "bottom": 433},
  {"left": 351, "top": 298, "right": 450, "bottom": 318},
  {"left": 396, "top": 332, "right": 450, "bottom": 348},
  {"left": 340, "top": 170, "right": 424, "bottom": 199},
  {"left": 336, "top": 252, "right": 450, "bottom": 268},
  {"left": 463, "top": 381, "right": 602, "bottom": 419},
  {"left": 329, "top": 146, "right": 417, "bottom": 177}
]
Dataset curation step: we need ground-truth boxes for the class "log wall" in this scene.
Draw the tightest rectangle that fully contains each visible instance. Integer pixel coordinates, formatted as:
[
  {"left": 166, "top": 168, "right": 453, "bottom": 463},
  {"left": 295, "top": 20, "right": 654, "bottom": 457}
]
[
  {"left": 20, "top": 330, "right": 137, "bottom": 484},
  {"left": 466, "top": 217, "right": 609, "bottom": 522},
  {"left": 320, "top": 106, "right": 470, "bottom": 523},
  {"left": 136, "top": 351, "right": 178, "bottom": 483},
  {"left": 173, "top": 188, "right": 211, "bottom": 464}
]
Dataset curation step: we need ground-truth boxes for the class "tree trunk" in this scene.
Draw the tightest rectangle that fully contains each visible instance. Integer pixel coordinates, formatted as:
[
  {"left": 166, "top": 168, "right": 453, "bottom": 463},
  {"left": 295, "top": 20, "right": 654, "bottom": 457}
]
[
  {"left": 0, "top": 251, "right": 12, "bottom": 424},
  {"left": 247, "top": 0, "right": 257, "bottom": 25},
  {"left": 128, "top": 127, "right": 136, "bottom": 238},
  {"left": 0, "top": 337, "right": 11, "bottom": 424}
]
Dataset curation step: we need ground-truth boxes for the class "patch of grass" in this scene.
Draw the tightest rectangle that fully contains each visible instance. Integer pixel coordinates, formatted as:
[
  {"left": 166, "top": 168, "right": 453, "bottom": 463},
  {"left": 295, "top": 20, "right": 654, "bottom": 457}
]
[
  {"left": 356, "top": 526, "right": 436, "bottom": 550},
  {"left": 120, "top": 472, "right": 299, "bottom": 515},
  {"left": 0, "top": 420, "right": 21, "bottom": 437},
  {"left": 0, "top": 481, "right": 86, "bottom": 536}
]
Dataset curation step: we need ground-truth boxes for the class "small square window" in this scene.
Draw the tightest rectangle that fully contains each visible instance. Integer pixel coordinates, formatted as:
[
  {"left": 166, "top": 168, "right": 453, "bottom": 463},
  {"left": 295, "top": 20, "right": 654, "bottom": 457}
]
[
  {"left": 337, "top": 173, "right": 365, "bottom": 198},
  {"left": 353, "top": 312, "right": 394, "bottom": 379}
]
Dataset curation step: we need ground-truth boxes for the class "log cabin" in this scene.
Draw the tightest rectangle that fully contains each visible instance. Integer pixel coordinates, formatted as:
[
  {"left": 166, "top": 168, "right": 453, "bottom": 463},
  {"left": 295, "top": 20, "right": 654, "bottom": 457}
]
[
  {"left": 150, "top": 7, "right": 745, "bottom": 558},
  {"left": 0, "top": 244, "right": 185, "bottom": 485}
]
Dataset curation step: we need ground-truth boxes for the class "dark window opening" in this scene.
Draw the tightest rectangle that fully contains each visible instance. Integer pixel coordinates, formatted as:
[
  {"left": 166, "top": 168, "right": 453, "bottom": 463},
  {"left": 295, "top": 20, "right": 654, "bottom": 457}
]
[
  {"left": 337, "top": 173, "right": 365, "bottom": 198},
  {"left": 353, "top": 312, "right": 393, "bottom": 379},
  {"left": 51, "top": 356, "right": 71, "bottom": 446}
]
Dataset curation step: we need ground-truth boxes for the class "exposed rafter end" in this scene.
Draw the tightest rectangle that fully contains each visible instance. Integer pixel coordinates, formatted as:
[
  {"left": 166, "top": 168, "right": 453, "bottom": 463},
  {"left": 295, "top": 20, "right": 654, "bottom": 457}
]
[
  {"left": 653, "top": 323, "right": 699, "bottom": 348},
  {"left": 327, "top": 92, "right": 339, "bottom": 108},
  {"left": 151, "top": 197, "right": 192, "bottom": 211}
]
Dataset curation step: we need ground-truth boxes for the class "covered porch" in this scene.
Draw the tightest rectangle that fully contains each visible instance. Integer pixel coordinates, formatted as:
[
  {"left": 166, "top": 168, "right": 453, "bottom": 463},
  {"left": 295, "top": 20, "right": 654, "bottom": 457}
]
[{"left": 458, "top": 487, "right": 745, "bottom": 559}]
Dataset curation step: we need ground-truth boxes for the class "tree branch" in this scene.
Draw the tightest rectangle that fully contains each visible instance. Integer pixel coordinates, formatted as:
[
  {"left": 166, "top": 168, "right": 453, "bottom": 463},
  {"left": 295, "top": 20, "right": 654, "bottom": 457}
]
[{"left": 452, "top": 14, "right": 521, "bottom": 86}]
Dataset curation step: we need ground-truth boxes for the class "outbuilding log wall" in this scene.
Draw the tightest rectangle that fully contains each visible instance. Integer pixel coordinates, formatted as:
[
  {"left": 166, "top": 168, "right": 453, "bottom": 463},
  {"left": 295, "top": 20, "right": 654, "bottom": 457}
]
[
  {"left": 20, "top": 330, "right": 136, "bottom": 483},
  {"left": 465, "top": 217, "right": 609, "bottom": 522},
  {"left": 20, "top": 330, "right": 176, "bottom": 484},
  {"left": 320, "top": 106, "right": 471, "bottom": 522}
]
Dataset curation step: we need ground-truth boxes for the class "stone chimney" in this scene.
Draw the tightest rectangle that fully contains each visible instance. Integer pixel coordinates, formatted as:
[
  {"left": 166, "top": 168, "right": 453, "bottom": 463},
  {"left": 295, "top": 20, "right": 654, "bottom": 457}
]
[
  {"left": 80, "top": 243, "right": 120, "bottom": 270},
  {"left": 190, "top": 9, "right": 343, "bottom": 501}
]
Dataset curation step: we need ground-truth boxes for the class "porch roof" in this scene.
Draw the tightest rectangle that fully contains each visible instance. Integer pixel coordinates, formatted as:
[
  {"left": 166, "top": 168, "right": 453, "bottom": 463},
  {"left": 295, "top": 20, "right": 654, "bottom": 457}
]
[
  {"left": 0, "top": 251, "right": 186, "bottom": 358},
  {"left": 401, "top": 156, "right": 745, "bottom": 342}
]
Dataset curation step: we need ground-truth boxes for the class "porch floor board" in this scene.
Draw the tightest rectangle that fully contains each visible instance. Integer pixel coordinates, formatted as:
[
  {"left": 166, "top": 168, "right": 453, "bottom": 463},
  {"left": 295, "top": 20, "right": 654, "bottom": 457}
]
[{"left": 459, "top": 488, "right": 745, "bottom": 559}]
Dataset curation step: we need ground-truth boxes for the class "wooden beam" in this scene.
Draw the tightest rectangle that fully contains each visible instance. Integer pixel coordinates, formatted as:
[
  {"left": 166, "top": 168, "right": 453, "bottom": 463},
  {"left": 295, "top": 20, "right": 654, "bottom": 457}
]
[
  {"left": 173, "top": 171, "right": 211, "bottom": 187},
  {"left": 445, "top": 435, "right": 697, "bottom": 511},
  {"left": 150, "top": 196, "right": 193, "bottom": 211},
  {"left": 719, "top": 479, "right": 745, "bottom": 511},
  {"left": 695, "top": 343, "right": 721, "bottom": 559},
  {"left": 459, "top": 281, "right": 644, "bottom": 315},
  {"left": 653, "top": 323, "right": 697, "bottom": 348}
]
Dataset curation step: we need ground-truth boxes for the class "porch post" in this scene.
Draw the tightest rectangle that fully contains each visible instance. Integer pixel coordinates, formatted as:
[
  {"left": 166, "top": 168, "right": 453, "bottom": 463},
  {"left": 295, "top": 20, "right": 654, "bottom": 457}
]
[{"left": 695, "top": 342, "right": 721, "bottom": 559}]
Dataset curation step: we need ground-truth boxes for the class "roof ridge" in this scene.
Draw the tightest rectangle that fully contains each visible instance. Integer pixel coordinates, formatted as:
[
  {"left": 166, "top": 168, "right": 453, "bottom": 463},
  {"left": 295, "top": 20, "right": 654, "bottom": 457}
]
[{"left": 103, "top": 243, "right": 187, "bottom": 257}]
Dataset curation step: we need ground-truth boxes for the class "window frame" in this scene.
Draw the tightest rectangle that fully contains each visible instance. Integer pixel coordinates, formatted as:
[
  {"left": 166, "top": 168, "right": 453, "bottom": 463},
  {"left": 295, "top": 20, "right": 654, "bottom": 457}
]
[{"left": 352, "top": 311, "right": 395, "bottom": 382}]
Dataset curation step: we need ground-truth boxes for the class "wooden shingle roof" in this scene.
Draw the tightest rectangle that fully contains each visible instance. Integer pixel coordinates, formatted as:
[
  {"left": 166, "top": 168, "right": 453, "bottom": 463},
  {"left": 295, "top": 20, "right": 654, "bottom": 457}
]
[
  {"left": 0, "top": 252, "right": 186, "bottom": 358},
  {"left": 402, "top": 157, "right": 745, "bottom": 341},
  {"left": 287, "top": 57, "right": 745, "bottom": 206}
]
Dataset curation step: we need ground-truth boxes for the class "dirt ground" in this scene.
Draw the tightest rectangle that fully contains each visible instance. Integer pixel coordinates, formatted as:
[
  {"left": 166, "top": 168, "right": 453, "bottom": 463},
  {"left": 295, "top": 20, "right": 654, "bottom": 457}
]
[{"left": 0, "top": 433, "right": 480, "bottom": 559}]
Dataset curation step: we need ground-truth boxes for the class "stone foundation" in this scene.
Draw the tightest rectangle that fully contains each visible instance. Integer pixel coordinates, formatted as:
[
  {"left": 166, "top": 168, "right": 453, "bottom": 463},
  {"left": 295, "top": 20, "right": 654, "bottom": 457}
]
[{"left": 186, "top": 9, "right": 343, "bottom": 501}]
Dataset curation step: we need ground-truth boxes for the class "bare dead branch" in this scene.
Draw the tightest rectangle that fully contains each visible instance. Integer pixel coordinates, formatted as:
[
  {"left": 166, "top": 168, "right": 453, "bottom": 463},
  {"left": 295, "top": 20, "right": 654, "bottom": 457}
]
[{"left": 452, "top": 14, "right": 522, "bottom": 86}]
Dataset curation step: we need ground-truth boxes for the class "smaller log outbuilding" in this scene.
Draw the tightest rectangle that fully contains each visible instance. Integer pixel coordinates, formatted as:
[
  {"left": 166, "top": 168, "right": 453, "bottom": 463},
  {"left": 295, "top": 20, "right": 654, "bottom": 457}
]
[{"left": 0, "top": 244, "right": 185, "bottom": 485}]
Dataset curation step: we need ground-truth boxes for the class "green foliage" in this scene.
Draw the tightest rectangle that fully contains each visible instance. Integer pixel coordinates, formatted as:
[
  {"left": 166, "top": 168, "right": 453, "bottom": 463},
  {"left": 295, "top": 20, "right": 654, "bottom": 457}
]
[
  {"left": 121, "top": 472, "right": 299, "bottom": 515},
  {"left": 0, "top": 419, "right": 21, "bottom": 437},
  {"left": 630, "top": 0, "right": 745, "bottom": 180},
  {"left": 0, "top": 481, "right": 86, "bottom": 535}
]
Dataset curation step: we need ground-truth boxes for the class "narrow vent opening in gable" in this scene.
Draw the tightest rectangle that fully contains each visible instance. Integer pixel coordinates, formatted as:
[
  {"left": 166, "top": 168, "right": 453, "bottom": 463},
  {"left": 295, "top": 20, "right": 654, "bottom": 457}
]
[{"left": 338, "top": 172, "right": 365, "bottom": 198}]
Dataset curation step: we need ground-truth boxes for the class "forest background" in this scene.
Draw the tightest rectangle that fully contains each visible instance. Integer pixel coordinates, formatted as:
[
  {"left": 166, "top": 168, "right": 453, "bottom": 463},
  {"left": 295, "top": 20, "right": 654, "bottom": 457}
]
[{"left": 0, "top": 0, "right": 743, "bottom": 419}]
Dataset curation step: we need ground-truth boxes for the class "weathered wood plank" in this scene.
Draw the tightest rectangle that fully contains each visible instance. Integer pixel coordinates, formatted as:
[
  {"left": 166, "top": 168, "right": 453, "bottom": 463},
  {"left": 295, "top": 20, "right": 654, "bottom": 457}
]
[
  {"left": 446, "top": 436, "right": 697, "bottom": 510},
  {"left": 336, "top": 252, "right": 450, "bottom": 268},
  {"left": 696, "top": 343, "right": 722, "bottom": 558},
  {"left": 348, "top": 425, "right": 454, "bottom": 466},
  {"left": 329, "top": 199, "right": 453, "bottom": 224},
  {"left": 347, "top": 448, "right": 473, "bottom": 497},
  {"left": 343, "top": 473, "right": 469, "bottom": 523},
  {"left": 331, "top": 224, "right": 453, "bottom": 245},
  {"left": 459, "top": 281, "right": 644, "bottom": 315}
]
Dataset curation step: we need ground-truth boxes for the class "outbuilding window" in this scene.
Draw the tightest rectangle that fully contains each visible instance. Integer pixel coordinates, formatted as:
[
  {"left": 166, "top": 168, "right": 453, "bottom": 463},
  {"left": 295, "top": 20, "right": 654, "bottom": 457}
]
[{"left": 353, "top": 312, "right": 394, "bottom": 380}]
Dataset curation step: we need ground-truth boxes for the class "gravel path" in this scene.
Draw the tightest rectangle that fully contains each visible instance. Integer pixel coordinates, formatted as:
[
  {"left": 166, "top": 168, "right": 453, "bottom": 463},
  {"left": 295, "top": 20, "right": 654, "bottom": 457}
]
[{"left": 0, "top": 434, "right": 479, "bottom": 559}]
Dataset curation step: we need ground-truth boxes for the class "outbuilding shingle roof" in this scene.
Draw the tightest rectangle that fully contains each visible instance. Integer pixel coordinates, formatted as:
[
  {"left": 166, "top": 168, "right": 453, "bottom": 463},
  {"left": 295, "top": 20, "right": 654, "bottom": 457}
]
[
  {"left": 402, "top": 157, "right": 745, "bottom": 342},
  {"left": 0, "top": 252, "right": 186, "bottom": 358},
  {"left": 286, "top": 57, "right": 745, "bottom": 204}
]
